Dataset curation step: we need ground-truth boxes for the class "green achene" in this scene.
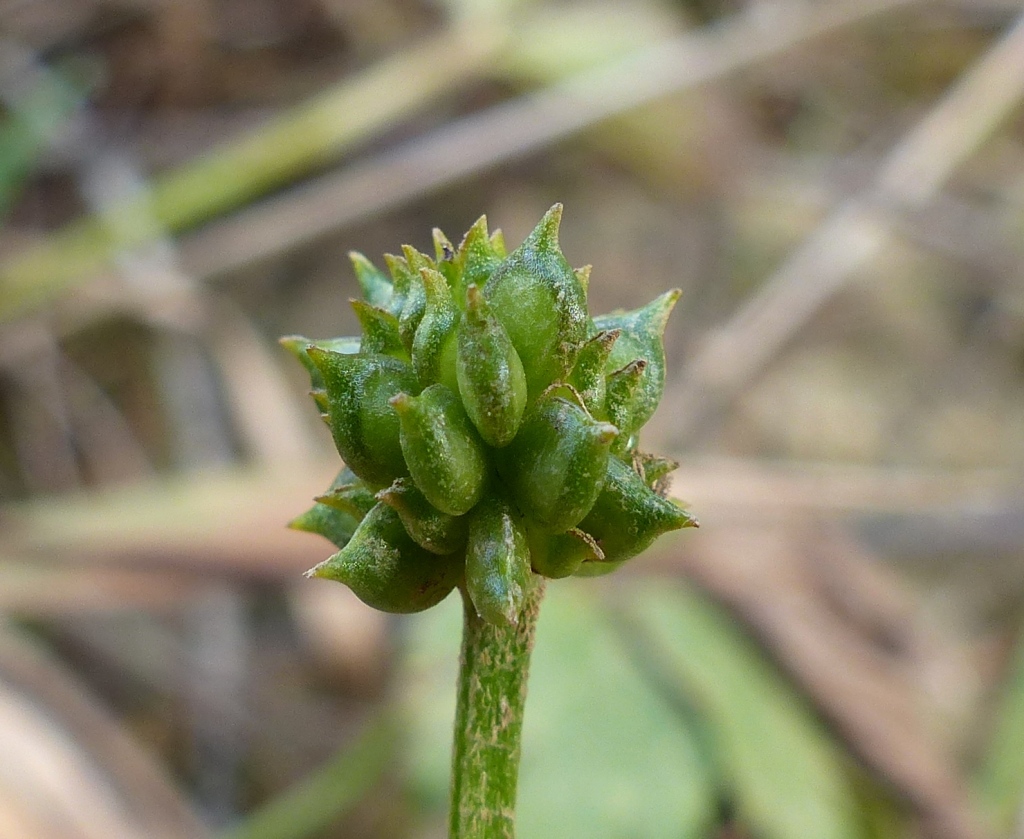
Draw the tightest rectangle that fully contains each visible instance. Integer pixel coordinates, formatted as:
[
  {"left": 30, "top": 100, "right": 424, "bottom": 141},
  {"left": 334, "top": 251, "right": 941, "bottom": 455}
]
[
  {"left": 465, "top": 492, "right": 533, "bottom": 628},
  {"left": 306, "top": 501, "right": 462, "bottom": 613},
  {"left": 392, "top": 384, "right": 489, "bottom": 517}
]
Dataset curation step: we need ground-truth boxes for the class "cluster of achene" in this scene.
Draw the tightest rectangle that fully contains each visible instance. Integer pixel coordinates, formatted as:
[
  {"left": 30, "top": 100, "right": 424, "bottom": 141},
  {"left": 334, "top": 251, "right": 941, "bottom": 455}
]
[{"left": 285, "top": 205, "right": 696, "bottom": 626}]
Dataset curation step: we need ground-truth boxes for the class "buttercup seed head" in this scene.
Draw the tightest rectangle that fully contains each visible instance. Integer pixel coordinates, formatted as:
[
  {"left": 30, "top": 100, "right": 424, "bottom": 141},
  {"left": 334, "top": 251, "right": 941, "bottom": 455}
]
[{"left": 288, "top": 205, "right": 695, "bottom": 621}]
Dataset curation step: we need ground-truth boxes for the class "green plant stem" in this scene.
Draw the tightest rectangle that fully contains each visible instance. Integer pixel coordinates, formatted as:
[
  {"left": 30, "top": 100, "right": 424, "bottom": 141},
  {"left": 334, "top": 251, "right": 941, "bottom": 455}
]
[{"left": 449, "top": 580, "right": 545, "bottom": 839}]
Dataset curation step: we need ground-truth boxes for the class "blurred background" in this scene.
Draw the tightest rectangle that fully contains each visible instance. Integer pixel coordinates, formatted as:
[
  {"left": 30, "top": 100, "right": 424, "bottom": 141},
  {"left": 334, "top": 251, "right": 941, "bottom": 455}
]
[{"left": 2, "top": 0, "right": 1024, "bottom": 837}]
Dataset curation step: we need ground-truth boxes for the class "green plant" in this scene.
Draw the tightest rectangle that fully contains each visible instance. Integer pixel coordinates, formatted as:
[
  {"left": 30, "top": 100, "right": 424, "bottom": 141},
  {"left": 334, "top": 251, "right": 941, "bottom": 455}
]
[{"left": 284, "top": 204, "right": 696, "bottom": 838}]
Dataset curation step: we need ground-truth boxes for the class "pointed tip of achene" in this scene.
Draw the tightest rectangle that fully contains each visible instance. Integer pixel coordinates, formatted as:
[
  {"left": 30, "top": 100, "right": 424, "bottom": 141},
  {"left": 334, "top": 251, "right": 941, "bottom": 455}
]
[
  {"left": 594, "top": 422, "right": 619, "bottom": 445},
  {"left": 348, "top": 250, "right": 373, "bottom": 274},
  {"left": 401, "top": 243, "right": 430, "bottom": 270},
  {"left": 304, "top": 344, "right": 328, "bottom": 369},
  {"left": 662, "top": 499, "right": 699, "bottom": 532},
  {"left": 349, "top": 297, "right": 373, "bottom": 319},
  {"left": 419, "top": 266, "right": 449, "bottom": 297},
  {"left": 278, "top": 334, "right": 309, "bottom": 358},
  {"left": 287, "top": 514, "right": 310, "bottom": 534},
  {"left": 522, "top": 203, "right": 563, "bottom": 253},
  {"left": 304, "top": 345, "right": 356, "bottom": 391},
  {"left": 646, "top": 288, "right": 682, "bottom": 332},
  {"left": 489, "top": 228, "right": 507, "bottom": 257},
  {"left": 304, "top": 558, "right": 332, "bottom": 580},
  {"left": 575, "top": 264, "right": 592, "bottom": 295},
  {"left": 383, "top": 252, "right": 411, "bottom": 281},
  {"left": 304, "top": 343, "right": 337, "bottom": 369},
  {"left": 349, "top": 251, "right": 391, "bottom": 301},
  {"left": 308, "top": 545, "right": 353, "bottom": 580},
  {"left": 621, "top": 358, "right": 648, "bottom": 378},
  {"left": 460, "top": 215, "right": 490, "bottom": 251},
  {"left": 671, "top": 500, "right": 699, "bottom": 529},
  {"left": 588, "top": 329, "right": 620, "bottom": 354},
  {"left": 389, "top": 391, "right": 414, "bottom": 413},
  {"left": 433, "top": 228, "right": 455, "bottom": 261}
]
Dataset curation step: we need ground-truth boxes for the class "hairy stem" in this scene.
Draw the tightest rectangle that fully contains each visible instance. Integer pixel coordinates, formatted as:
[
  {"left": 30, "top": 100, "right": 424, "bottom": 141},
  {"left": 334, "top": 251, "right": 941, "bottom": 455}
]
[{"left": 449, "top": 580, "right": 545, "bottom": 839}]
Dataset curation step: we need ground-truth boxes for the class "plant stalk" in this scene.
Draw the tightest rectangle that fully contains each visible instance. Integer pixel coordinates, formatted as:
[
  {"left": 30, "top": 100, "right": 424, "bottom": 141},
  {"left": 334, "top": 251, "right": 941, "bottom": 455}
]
[{"left": 448, "top": 580, "right": 545, "bottom": 839}]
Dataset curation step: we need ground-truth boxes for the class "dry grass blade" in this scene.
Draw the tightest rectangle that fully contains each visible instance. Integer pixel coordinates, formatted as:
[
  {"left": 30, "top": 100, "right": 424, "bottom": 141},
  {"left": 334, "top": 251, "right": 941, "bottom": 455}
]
[
  {"left": 673, "top": 457, "right": 1017, "bottom": 517},
  {"left": 0, "top": 24, "right": 505, "bottom": 321},
  {"left": 179, "top": 0, "right": 920, "bottom": 280},
  {"left": 664, "top": 7, "right": 1024, "bottom": 444},
  {"left": 0, "top": 629, "right": 210, "bottom": 839},
  {"left": 0, "top": 565, "right": 201, "bottom": 616},
  {"left": 205, "top": 297, "right": 320, "bottom": 466},
  {"left": 1, "top": 467, "right": 327, "bottom": 579}
]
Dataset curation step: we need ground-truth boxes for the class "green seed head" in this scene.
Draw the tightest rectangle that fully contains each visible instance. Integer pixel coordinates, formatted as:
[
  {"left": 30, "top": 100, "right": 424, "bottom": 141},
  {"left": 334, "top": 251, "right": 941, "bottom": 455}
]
[{"left": 288, "top": 206, "right": 695, "bottom": 620}]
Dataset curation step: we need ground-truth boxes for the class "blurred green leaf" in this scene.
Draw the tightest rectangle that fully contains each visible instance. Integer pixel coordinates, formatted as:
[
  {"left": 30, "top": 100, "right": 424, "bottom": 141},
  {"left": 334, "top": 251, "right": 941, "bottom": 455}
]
[
  {"left": 848, "top": 767, "right": 908, "bottom": 839},
  {"left": 221, "top": 713, "right": 397, "bottom": 839},
  {"left": 619, "top": 581, "right": 864, "bottom": 839},
  {"left": 0, "top": 60, "right": 85, "bottom": 218},
  {"left": 976, "top": 625, "right": 1024, "bottom": 836},
  {"left": 402, "top": 585, "right": 717, "bottom": 837},
  {"left": 498, "top": 1, "right": 678, "bottom": 83}
]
